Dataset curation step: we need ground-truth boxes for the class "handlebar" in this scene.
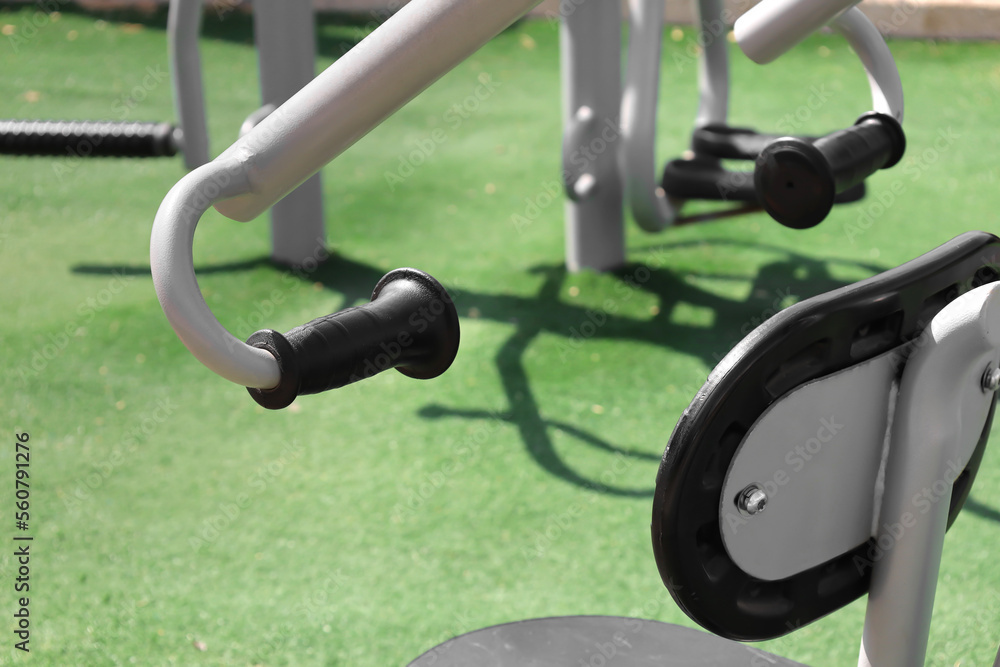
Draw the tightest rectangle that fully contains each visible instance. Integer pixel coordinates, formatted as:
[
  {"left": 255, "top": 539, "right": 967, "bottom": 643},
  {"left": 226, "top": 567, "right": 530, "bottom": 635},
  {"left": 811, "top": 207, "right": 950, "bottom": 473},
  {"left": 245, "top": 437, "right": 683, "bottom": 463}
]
[
  {"left": 755, "top": 112, "right": 905, "bottom": 229},
  {"left": 0, "top": 120, "right": 179, "bottom": 157},
  {"left": 152, "top": 0, "right": 542, "bottom": 395},
  {"left": 246, "top": 269, "right": 459, "bottom": 410}
]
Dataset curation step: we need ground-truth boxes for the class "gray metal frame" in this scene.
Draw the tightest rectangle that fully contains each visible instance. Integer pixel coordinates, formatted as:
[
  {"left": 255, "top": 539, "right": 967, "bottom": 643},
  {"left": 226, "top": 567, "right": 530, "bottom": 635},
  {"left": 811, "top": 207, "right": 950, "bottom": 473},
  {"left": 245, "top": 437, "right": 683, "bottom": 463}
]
[
  {"left": 857, "top": 283, "right": 1000, "bottom": 667},
  {"left": 152, "top": 0, "right": 542, "bottom": 390},
  {"left": 167, "top": 0, "right": 325, "bottom": 266},
  {"left": 620, "top": 1, "right": 899, "bottom": 233},
  {"left": 250, "top": 0, "right": 325, "bottom": 267},
  {"left": 167, "top": 0, "right": 209, "bottom": 170},
  {"left": 559, "top": 0, "right": 625, "bottom": 271},
  {"left": 621, "top": 0, "right": 729, "bottom": 233},
  {"left": 152, "top": 3, "right": 997, "bottom": 665}
]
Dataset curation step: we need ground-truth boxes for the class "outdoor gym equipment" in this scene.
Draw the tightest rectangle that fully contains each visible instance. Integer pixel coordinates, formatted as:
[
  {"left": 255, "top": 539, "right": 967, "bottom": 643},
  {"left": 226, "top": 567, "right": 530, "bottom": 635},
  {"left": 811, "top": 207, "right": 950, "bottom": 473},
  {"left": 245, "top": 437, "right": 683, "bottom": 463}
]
[
  {"left": 409, "top": 230, "right": 1000, "bottom": 666},
  {"left": 159, "top": 0, "right": 907, "bottom": 272},
  {"left": 3, "top": 0, "right": 905, "bottom": 270},
  {"left": 562, "top": 0, "right": 906, "bottom": 270},
  {"left": 149, "top": 0, "right": 1000, "bottom": 663},
  {"left": 631, "top": 0, "right": 904, "bottom": 227},
  {"left": 151, "top": 0, "right": 540, "bottom": 399}
]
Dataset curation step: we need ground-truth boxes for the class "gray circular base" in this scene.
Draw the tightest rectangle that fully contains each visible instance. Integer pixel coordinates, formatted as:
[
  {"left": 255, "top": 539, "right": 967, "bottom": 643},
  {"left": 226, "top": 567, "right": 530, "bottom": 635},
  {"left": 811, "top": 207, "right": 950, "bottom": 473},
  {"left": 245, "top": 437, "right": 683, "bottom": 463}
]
[{"left": 407, "top": 615, "right": 809, "bottom": 666}]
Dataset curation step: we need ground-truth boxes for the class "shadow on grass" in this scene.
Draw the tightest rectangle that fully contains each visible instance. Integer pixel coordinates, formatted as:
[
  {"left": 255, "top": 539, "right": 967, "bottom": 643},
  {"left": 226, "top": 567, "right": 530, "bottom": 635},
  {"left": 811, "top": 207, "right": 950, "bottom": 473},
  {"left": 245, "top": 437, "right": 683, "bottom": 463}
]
[
  {"left": 965, "top": 496, "right": 1000, "bottom": 524},
  {"left": 72, "top": 237, "right": 918, "bottom": 500}
]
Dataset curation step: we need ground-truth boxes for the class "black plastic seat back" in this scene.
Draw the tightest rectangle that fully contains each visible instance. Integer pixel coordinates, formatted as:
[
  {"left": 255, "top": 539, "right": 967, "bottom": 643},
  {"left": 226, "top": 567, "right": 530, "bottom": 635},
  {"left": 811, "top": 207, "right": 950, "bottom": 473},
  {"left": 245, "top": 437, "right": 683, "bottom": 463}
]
[{"left": 652, "top": 232, "right": 1000, "bottom": 640}]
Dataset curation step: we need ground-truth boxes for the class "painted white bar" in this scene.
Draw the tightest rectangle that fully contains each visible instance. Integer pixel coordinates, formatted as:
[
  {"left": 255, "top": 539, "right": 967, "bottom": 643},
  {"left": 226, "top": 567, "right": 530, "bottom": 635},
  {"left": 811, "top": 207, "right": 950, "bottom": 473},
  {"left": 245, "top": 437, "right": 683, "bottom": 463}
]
[
  {"left": 735, "top": 0, "right": 860, "bottom": 64},
  {"left": 621, "top": 0, "right": 677, "bottom": 232},
  {"left": 167, "top": 0, "right": 210, "bottom": 169},
  {"left": 150, "top": 160, "right": 282, "bottom": 389},
  {"left": 214, "top": 0, "right": 543, "bottom": 223},
  {"left": 832, "top": 8, "right": 904, "bottom": 121},
  {"left": 693, "top": 0, "right": 729, "bottom": 128}
]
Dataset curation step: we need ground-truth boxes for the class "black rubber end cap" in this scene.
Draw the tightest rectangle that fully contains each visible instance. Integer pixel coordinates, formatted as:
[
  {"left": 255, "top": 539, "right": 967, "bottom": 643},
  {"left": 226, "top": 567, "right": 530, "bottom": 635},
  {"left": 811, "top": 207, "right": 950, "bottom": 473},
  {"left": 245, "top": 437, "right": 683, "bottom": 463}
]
[
  {"left": 245, "top": 330, "right": 300, "bottom": 411},
  {"left": 372, "top": 268, "right": 460, "bottom": 380},
  {"left": 755, "top": 138, "right": 835, "bottom": 230}
]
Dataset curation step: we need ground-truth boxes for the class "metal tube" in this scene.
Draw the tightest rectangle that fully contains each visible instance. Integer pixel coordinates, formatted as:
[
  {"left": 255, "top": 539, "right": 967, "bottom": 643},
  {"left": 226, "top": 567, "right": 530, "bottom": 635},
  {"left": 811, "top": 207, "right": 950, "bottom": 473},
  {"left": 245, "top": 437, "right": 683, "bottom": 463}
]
[
  {"left": 858, "top": 282, "right": 1000, "bottom": 667},
  {"left": 734, "top": 0, "right": 860, "bottom": 64},
  {"left": 831, "top": 8, "right": 904, "bottom": 122},
  {"left": 150, "top": 159, "right": 282, "bottom": 389},
  {"left": 251, "top": 0, "right": 325, "bottom": 267},
  {"left": 215, "top": 0, "right": 543, "bottom": 223},
  {"left": 693, "top": 0, "right": 729, "bottom": 128},
  {"left": 560, "top": 0, "right": 624, "bottom": 270},
  {"left": 167, "top": 0, "right": 210, "bottom": 169},
  {"left": 621, "top": 0, "right": 680, "bottom": 232}
]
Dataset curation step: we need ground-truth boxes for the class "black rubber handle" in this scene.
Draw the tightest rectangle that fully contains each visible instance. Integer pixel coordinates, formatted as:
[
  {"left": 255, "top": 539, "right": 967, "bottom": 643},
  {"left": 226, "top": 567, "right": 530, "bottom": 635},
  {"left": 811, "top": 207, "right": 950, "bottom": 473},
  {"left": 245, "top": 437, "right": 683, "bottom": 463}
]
[
  {"left": 0, "top": 120, "right": 179, "bottom": 157},
  {"left": 246, "top": 268, "right": 460, "bottom": 410},
  {"left": 691, "top": 124, "right": 819, "bottom": 161},
  {"left": 754, "top": 112, "right": 905, "bottom": 229}
]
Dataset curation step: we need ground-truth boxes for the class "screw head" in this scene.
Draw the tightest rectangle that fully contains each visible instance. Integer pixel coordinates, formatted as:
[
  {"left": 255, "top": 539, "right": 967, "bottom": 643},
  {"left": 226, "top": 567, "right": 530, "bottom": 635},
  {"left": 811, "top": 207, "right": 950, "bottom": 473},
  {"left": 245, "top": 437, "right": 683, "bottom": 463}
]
[
  {"left": 983, "top": 364, "right": 1000, "bottom": 393},
  {"left": 736, "top": 484, "right": 768, "bottom": 517}
]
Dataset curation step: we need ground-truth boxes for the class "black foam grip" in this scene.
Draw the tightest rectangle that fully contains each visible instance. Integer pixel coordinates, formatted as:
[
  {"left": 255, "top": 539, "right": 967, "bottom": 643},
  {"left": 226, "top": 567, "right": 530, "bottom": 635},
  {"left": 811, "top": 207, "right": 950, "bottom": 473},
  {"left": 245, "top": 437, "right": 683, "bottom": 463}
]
[
  {"left": 245, "top": 268, "right": 460, "bottom": 410},
  {"left": 754, "top": 112, "right": 905, "bottom": 229},
  {"left": 0, "top": 120, "right": 179, "bottom": 157}
]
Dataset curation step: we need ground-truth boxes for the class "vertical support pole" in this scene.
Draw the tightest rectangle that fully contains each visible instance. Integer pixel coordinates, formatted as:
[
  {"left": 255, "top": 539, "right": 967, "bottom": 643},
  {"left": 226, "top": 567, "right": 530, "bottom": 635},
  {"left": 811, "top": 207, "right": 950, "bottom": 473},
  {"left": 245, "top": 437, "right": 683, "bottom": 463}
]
[
  {"left": 167, "top": 0, "right": 210, "bottom": 169},
  {"left": 857, "top": 282, "right": 1000, "bottom": 667},
  {"left": 693, "top": 0, "right": 730, "bottom": 129},
  {"left": 252, "top": 0, "right": 326, "bottom": 268},
  {"left": 560, "top": 0, "right": 624, "bottom": 272}
]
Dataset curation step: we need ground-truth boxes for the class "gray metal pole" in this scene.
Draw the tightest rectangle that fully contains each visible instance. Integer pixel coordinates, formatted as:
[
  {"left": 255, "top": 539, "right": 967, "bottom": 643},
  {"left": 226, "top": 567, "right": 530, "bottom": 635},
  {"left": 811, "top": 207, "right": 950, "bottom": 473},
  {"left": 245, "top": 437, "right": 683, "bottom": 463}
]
[
  {"left": 693, "top": 0, "right": 729, "bottom": 128},
  {"left": 858, "top": 282, "right": 1000, "bottom": 667},
  {"left": 215, "top": 0, "right": 543, "bottom": 223},
  {"left": 560, "top": 0, "right": 624, "bottom": 272},
  {"left": 167, "top": 0, "right": 211, "bottom": 169},
  {"left": 252, "top": 0, "right": 326, "bottom": 268}
]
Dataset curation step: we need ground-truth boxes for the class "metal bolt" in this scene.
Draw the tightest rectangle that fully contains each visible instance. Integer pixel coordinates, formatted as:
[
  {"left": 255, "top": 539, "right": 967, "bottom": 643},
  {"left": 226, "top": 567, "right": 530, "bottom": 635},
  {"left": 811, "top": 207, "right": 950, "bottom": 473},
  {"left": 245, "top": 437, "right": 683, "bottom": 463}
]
[
  {"left": 983, "top": 363, "right": 1000, "bottom": 393},
  {"left": 736, "top": 484, "right": 768, "bottom": 517}
]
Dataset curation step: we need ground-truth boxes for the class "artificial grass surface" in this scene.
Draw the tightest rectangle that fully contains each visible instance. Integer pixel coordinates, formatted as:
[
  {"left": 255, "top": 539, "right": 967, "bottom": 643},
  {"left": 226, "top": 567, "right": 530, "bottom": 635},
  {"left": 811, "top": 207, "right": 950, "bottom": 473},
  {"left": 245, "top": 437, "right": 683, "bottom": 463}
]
[{"left": 1, "top": 4, "right": 1000, "bottom": 665}]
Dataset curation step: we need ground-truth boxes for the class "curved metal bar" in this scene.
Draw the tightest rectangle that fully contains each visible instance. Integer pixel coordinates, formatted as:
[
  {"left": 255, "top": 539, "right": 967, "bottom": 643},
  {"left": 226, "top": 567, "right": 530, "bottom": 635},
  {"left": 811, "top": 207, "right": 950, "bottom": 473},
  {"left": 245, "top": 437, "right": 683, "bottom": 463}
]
[
  {"left": 621, "top": 0, "right": 681, "bottom": 232},
  {"left": 167, "top": 0, "right": 210, "bottom": 169},
  {"left": 153, "top": 0, "right": 542, "bottom": 387},
  {"left": 150, "top": 160, "right": 282, "bottom": 389},
  {"left": 693, "top": 0, "right": 730, "bottom": 129},
  {"left": 734, "top": 0, "right": 859, "bottom": 64},
  {"left": 831, "top": 7, "right": 904, "bottom": 122}
]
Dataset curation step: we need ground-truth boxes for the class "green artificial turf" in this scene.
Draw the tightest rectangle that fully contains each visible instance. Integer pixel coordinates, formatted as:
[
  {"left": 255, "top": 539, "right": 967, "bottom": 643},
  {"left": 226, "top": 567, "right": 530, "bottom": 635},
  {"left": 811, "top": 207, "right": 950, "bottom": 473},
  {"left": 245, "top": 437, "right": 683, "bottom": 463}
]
[{"left": 2, "top": 4, "right": 1000, "bottom": 665}]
